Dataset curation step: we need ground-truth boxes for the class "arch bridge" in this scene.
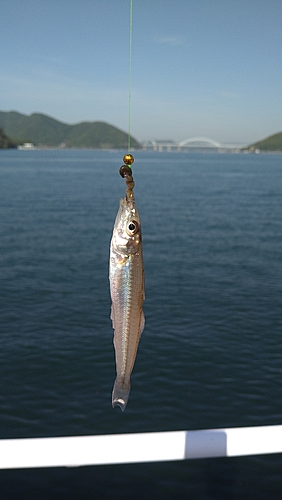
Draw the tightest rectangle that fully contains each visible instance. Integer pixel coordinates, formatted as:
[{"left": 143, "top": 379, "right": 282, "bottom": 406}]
[
  {"left": 178, "top": 137, "right": 221, "bottom": 148},
  {"left": 142, "top": 137, "right": 224, "bottom": 151}
]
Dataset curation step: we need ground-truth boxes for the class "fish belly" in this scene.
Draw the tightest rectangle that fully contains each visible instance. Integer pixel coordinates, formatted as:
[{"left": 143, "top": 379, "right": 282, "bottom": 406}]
[{"left": 110, "top": 249, "right": 144, "bottom": 410}]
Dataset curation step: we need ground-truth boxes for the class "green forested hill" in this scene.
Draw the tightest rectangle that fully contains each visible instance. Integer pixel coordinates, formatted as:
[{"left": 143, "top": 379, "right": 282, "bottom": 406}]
[
  {"left": 248, "top": 131, "right": 282, "bottom": 151},
  {"left": 0, "top": 111, "right": 140, "bottom": 148},
  {"left": 0, "top": 127, "right": 17, "bottom": 148}
]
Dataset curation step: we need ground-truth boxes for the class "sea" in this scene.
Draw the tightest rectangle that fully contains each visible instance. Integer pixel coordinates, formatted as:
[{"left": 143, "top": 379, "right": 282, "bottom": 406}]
[{"left": 0, "top": 149, "right": 281, "bottom": 499}]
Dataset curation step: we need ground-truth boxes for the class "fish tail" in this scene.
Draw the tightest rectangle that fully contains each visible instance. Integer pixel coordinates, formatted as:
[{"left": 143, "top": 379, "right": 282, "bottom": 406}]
[{"left": 112, "top": 378, "right": 130, "bottom": 411}]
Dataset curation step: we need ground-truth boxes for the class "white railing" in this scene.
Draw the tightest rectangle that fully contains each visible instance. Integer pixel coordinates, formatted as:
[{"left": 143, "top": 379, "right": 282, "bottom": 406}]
[{"left": 0, "top": 425, "right": 281, "bottom": 469}]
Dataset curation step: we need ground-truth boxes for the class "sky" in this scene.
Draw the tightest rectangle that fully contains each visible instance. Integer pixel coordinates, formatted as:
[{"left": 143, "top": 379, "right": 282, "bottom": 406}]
[{"left": 1, "top": 0, "right": 282, "bottom": 145}]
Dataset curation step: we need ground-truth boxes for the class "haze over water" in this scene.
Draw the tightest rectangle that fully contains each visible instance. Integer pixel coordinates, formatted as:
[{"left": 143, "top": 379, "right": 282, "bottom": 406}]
[{"left": 0, "top": 149, "right": 281, "bottom": 499}]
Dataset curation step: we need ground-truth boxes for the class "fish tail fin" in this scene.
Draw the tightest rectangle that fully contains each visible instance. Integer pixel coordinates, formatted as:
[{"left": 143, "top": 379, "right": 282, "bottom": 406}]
[{"left": 112, "top": 379, "right": 130, "bottom": 411}]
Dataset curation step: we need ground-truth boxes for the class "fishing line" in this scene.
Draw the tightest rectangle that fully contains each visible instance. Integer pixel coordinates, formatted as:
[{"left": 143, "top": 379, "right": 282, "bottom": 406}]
[{"left": 127, "top": 0, "right": 133, "bottom": 153}]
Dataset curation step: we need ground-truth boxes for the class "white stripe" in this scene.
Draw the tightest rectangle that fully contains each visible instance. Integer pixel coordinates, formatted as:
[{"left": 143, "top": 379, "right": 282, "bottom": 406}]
[{"left": 0, "top": 425, "right": 281, "bottom": 469}]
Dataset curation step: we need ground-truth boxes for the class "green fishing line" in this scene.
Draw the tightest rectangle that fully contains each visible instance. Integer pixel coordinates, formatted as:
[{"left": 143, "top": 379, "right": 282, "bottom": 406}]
[{"left": 128, "top": 0, "right": 133, "bottom": 153}]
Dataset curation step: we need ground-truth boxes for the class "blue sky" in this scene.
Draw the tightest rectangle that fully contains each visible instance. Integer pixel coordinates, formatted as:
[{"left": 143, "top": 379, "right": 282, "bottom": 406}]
[{"left": 1, "top": 0, "right": 282, "bottom": 145}]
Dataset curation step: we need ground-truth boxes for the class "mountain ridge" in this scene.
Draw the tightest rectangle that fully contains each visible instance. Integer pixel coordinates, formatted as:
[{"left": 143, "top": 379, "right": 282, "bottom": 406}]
[
  {"left": 1, "top": 110, "right": 282, "bottom": 151},
  {"left": 248, "top": 131, "right": 282, "bottom": 151},
  {"left": 0, "top": 111, "right": 140, "bottom": 149}
]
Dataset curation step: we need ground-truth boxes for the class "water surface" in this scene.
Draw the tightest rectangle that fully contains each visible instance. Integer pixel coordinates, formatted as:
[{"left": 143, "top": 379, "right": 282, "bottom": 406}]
[{"left": 0, "top": 149, "right": 281, "bottom": 498}]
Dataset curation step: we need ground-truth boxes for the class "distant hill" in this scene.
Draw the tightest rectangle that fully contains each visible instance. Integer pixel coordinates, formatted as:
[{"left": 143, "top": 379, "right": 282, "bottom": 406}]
[
  {"left": 248, "top": 131, "right": 282, "bottom": 151},
  {"left": 0, "top": 111, "right": 140, "bottom": 149},
  {"left": 0, "top": 127, "right": 17, "bottom": 149}
]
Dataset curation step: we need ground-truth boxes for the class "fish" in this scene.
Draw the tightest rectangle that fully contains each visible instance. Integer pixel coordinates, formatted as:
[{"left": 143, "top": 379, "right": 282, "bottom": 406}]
[{"left": 109, "top": 188, "right": 145, "bottom": 411}]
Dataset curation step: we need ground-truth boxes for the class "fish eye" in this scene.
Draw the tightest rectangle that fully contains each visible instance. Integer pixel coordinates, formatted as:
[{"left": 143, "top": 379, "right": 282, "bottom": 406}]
[{"left": 126, "top": 220, "right": 139, "bottom": 235}]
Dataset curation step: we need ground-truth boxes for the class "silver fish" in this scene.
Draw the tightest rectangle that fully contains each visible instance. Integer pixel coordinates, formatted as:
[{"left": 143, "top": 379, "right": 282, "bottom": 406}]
[{"left": 109, "top": 189, "right": 145, "bottom": 411}]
